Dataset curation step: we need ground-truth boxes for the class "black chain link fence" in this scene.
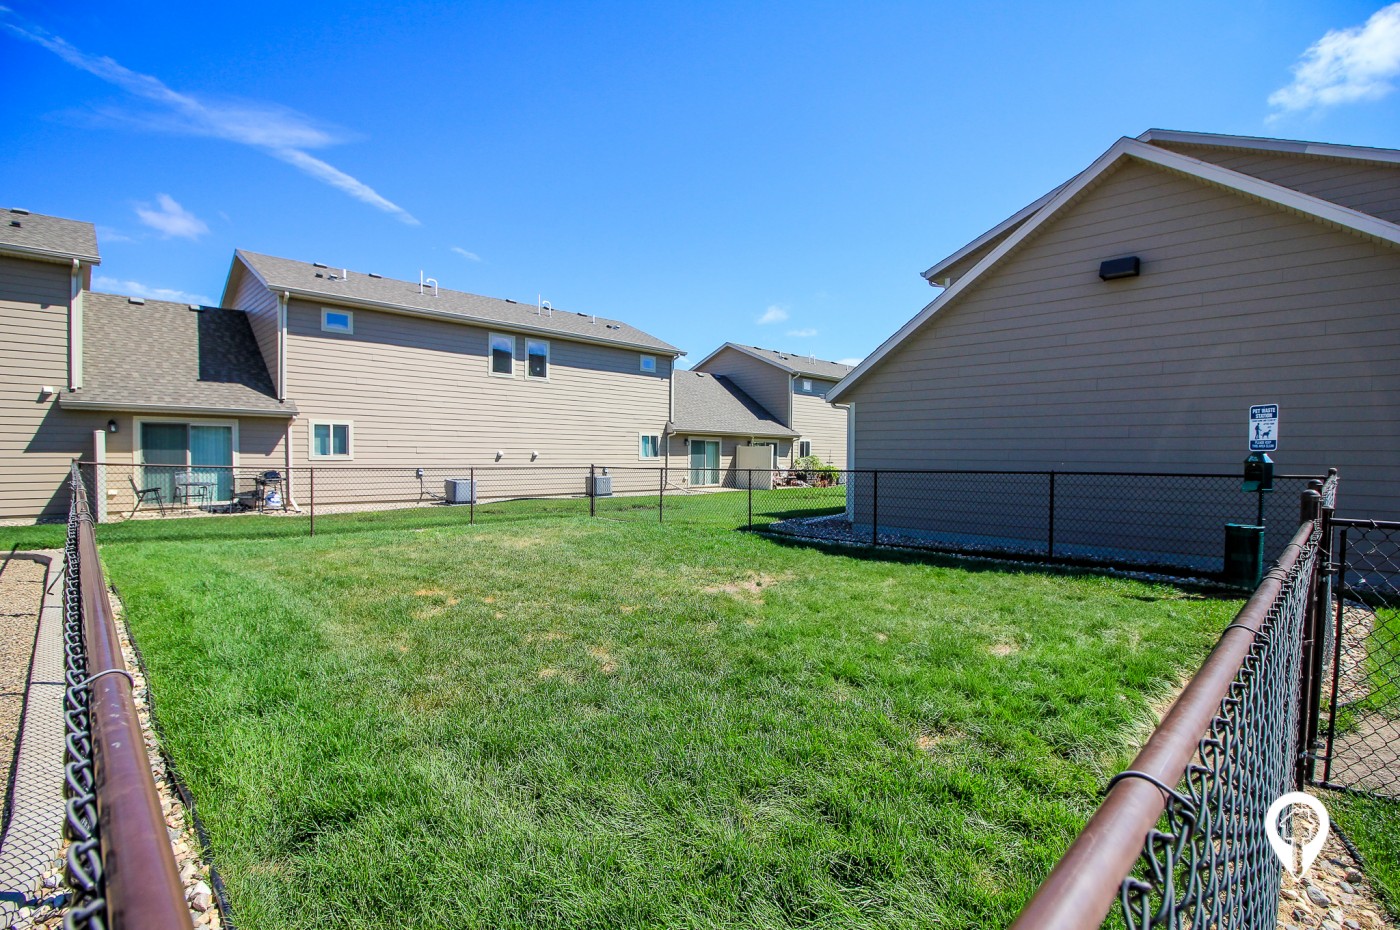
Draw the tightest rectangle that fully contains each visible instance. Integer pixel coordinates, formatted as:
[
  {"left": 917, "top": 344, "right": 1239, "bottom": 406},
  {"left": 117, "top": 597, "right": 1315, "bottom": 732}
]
[
  {"left": 1318, "top": 519, "right": 1400, "bottom": 800},
  {"left": 78, "top": 462, "right": 1321, "bottom": 580}
]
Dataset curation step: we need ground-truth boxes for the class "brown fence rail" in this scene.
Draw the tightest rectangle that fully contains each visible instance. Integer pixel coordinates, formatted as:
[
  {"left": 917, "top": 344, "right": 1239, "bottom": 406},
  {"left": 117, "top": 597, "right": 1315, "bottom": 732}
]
[
  {"left": 1009, "top": 477, "right": 1335, "bottom": 930},
  {"left": 63, "top": 464, "right": 192, "bottom": 929}
]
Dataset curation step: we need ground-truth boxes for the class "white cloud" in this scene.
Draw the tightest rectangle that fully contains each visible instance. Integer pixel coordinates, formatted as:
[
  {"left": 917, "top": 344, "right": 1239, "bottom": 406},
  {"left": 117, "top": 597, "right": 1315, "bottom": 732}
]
[
  {"left": 1269, "top": 4, "right": 1400, "bottom": 114},
  {"left": 95, "top": 225, "right": 135, "bottom": 243},
  {"left": 134, "top": 193, "right": 207, "bottom": 239},
  {"left": 451, "top": 246, "right": 482, "bottom": 262},
  {"left": 757, "top": 305, "right": 788, "bottom": 325},
  {"left": 93, "top": 275, "right": 212, "bottom": 306},
  {"left": 787, "top": 328, "right": 818, "bottom": 338},
  {"left": 0, "top": 9, "right": 418, "bottom": 224},
  {"left": 836, "top": 357, "right": 863, "bottom": 367}
]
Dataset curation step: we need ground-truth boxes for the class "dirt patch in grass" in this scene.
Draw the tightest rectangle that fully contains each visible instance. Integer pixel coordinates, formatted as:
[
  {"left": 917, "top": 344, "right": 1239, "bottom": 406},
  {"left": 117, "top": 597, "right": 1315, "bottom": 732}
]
[
  {"left": 414, "top": 588, "right": 444, "bottom": 597},
  {"left": 872, "top": 631, "right": 889, "bottom": 642},
  {"left": 702, "top": 571, "right": 793, "bottom": 603},
  {"left": 526, "top": 630, "right": 568, "bottom": 644},
  {"left": 916, "top": 729, "right": 965, "bottom": 753},
  {"left": 989, "top": 641, "right": 1019, "bottom": 657},
  {"left": 538, "top": 667, "right": 576, "bottom": 682},
  {"left": 587, "top": 645, "right": 619, "bottom": 675}
]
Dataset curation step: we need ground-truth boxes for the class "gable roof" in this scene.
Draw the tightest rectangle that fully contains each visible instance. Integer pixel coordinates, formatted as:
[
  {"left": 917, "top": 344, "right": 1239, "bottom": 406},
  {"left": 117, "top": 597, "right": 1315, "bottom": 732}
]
[
  {"left": 830, "top": 134, "right": 1400, "bottom": 404},
  {"left": 0, "top": 208, "right": 100, "bottom": 264},
  {"left": 692, "top": 342, "right": 856, "bottom": 381},
  {"left": 669, "top": 371, "right": 798, "bottom": 438},
  {"left": 60, "top": 293, "right": 292, "bottom": 417},
  {"left": 1137, "top": 129, "right": 1400, "bottom": 167},
  {"left": 229, "top": 250, "right": 681, "bottom": 355}
]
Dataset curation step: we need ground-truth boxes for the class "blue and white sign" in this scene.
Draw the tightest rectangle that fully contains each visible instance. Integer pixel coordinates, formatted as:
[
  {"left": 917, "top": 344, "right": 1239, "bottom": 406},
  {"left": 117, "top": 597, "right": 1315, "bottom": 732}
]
[{"left": 1249, "top": 404, "right": 1279, "bottom": 452}]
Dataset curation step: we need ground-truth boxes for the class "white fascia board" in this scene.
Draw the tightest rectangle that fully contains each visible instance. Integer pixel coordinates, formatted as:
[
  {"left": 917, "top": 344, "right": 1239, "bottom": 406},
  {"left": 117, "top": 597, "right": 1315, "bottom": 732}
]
[
  {"left": 0, "top": 243, "right": 102, "bottom": 266},
  {"left": 690, "top": 343, "right": 754, "bottom": 372},
  {"left": 1138, "top": 129, "right": 1400, "bottom": 167},
  {"left": 920, "top": 181, "right": 1070, "bottom": 283},
  {"left": 281, "top": 286, "right": 681, "bottom": 356},
  {"left": 218, "top": 251, "right": 270, "bottom": 307},
  {"left": 60, "top": 398, "right": 296, "bottom": 418},
  {"left": 672, "top": 426, "right": 798, "bottom": 439},
  {"left": 831, "top": 136, "right": 1400, "bottom": 404}
]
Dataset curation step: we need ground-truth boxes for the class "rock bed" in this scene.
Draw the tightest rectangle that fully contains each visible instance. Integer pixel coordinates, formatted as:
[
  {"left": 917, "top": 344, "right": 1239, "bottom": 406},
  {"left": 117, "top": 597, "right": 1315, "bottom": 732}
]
[{"left": 1278, "top": 829, "right": 1395, "bottom": 929}]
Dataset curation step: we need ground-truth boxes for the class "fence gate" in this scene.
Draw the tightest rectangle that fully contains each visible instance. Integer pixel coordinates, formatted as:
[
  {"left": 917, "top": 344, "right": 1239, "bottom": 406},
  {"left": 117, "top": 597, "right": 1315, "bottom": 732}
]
[{"left": 1315, "top": 518, "right": 1400, "bottom": 799}]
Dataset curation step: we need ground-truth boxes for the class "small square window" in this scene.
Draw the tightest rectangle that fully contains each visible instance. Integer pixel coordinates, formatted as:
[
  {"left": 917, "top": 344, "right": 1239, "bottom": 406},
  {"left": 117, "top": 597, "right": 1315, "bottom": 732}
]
[
  {"left": 322, "top": 309, "right": 353, "bottom": 334},
  {"left": 490, "top": 333, "right": 515, "bottom": 376},
  {"left": 802, "top": 379, "right": 813, "bottom": 392},
  {"left": 527, "top": 339, "right": 549, "bottom": 379},
  {"left": 640, "top": 355, "right": 657, "bottom": 373},
  {"left": 799, "top": 440, "right": 811, "bottom": 458},
  {"left": 639, "top": 434, "right": 660, "bottom": 459},
  {"left": 311, "top": 422, "right": 353, "bottom": 459}
]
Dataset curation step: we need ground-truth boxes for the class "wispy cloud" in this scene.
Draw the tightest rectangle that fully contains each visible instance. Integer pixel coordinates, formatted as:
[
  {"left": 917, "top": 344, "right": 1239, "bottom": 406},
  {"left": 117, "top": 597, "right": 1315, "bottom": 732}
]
[
  {"left": 1269, "top": 3, "right": 1400, "bottom": 115},
  {"left": 757, "top": 305, "right": 788, "bottom": 325},
  {"left": 93, "top": 275, "right": 212, "bottom": 306},
  {"left": 0, "top": 8, "right": 418, "bottom": 224},
  {"left": 787, "top": 328, "right": 818, "bottom": 338},
  {"left": 135, "top": 193, "right": 207, "bottom": 239},
  {"left": 836, "top": 357, "right": 863, "bottom": 367},
  {"left": 451, "top": 246, "right": 482, "bottom": 262},
  {"left": 95, "top": 225, "right": 136, "bottom": 244}
]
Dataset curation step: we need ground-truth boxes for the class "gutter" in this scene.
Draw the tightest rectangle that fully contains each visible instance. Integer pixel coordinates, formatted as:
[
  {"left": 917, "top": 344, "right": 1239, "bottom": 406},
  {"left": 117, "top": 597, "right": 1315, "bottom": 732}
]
[
  {"left": 0, "top": 243, "right": 102, "bottom": 266},
  {"left": 59, "top": 399, "right": 297, "bottom": 418}
]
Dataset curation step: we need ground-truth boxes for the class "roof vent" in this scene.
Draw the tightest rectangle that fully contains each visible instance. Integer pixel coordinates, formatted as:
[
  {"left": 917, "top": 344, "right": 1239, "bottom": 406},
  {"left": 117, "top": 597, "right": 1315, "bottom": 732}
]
[
  {"left": 418, "top": 271, "right": 438, "bottom": 297},
  {"left": 10, "top": 208, "right": 29, "bottom": 215},
  {"left": 189, "top": 304, "right": 201, "bottom": 310},
  {"left": 368, "top": 273, "right": 382, "bottom": 279},
  {"left": 315, "top": 272, "right": 324, "bottom": 278},
  {"left": 8, "top": 220, "right": 19, "bottom": 228},
  {"left": 505, "top": 298, "right": 517, "bottom": 304},
  {"left": 313, "top": 262, "right": 329, "bottom": 269},
  {"left": 128, "top": 297, "right": 145, "bottom": 305}
]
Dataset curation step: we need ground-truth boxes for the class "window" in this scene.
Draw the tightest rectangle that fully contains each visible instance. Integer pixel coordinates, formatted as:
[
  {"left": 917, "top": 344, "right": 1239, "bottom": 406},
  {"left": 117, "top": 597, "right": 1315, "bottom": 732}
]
[
  {"left": 799, "top": 440, "right": 811, "bottom": 458},
  {"left": 490, "top": 333, "right": 515, "bottom": 376},
  {"left": 640, "top": 355, "right": 656, "bottom": 373},
  {"left": 801, "top": 379, "right": 813, "bottom": 392},
  {"left": 321, "top": 309, "right": 353, "bottom": 334},
  {"left": 639, "top": 433, "right": 661, "bottom": 459},
  {"left": 527, "top": 339, "right": 549, "bottom": 379},
  {"left": 311, "top": 422, "right": 352, "bottom": 459}
]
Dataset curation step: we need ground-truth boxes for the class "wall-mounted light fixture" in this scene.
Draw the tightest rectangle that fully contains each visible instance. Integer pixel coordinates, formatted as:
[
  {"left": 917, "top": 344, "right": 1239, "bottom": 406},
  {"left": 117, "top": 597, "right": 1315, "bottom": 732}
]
[
  {"left": 495, "top": 450, "right": 504, "bottom": 461},
  {"left": 107, "top": 419, "right": 118, "bottom": 434},
  {"left": 1099, "top": 256, "right": 1141, "bottom": 281},
  {"left": 531, "top": 450, "right": 539, "bottom": 461},
  {"left": 40, "top": 385, "right": 54, "bottom": 396}
]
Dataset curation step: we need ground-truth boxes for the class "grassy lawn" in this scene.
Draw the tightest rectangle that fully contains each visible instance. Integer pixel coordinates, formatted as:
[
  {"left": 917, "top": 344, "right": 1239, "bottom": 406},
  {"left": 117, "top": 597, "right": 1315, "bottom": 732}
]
[{"left": 80, "top": 505, "right": 1245, "bottom": 929}]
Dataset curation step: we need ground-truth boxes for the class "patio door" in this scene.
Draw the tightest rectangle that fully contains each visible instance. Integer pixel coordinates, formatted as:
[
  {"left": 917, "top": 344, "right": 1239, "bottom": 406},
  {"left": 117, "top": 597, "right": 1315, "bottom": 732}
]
[
  {"left": 139, "top": 422, "right": 235, "bottom": 503},
  {"left": 689, "top": 440, "right": 720, "bottom": 486}
]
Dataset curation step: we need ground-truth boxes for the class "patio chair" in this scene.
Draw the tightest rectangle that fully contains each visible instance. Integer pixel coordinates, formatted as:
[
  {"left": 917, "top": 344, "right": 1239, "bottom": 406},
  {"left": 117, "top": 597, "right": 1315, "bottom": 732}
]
[
  {"left": 128, "top": 479, "right": 165, "bottom": 519},
  {"left": 174, "top": 470, "right": 211, "bottom": 508}
]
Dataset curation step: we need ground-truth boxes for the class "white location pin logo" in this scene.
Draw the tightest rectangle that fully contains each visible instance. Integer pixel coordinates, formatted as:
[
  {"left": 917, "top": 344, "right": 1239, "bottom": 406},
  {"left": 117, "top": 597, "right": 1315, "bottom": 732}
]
[{"left": 1265, "top": 792, "right": 1330, "bottom": 880}]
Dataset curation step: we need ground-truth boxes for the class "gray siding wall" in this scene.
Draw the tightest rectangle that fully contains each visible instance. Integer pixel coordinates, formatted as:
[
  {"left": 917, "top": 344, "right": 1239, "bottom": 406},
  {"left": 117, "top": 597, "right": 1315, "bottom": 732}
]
[
  {"left": 0, "top": 256, "right": 100, "bottom": 518},
  {"left": 229, "top": 265, "right": 281, "bottom": 394},
  {"left": 846, "top": 159, "right": 1400, "bottom": 561},
  {"left": 282, "top": 298, "right": 672, "bottom": 476},
  {"left": 694, "top": 347, "right": 791, "bottom": 425},
  {"left": 791, "top": 388, "right": 847, "bottom": 466},
  {"left": 1158, "top": 143, "right": 1400, "bottom": 225}
]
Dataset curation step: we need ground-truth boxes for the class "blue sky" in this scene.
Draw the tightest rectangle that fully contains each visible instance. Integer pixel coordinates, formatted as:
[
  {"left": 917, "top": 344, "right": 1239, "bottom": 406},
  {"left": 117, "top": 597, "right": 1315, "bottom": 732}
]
[{"left": 3, "top": 1, "right": 1399, "bottom": 366}]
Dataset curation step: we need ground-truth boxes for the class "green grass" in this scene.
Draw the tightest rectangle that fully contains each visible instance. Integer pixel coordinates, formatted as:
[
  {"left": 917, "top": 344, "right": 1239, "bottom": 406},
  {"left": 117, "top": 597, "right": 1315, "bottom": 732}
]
[
  {"left": 1327, "top": 791, "right": 1400, "bottom": 919},
  {"left": 91, "top": 506, "right": 1242, "bottom": 929}
]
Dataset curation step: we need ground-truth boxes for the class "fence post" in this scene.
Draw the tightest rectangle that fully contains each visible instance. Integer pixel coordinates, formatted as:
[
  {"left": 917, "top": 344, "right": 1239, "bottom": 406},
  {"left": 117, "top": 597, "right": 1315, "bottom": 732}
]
[
  {"left": 309, "top": 467, "right": 315, "bottom": 537},
  {"left": 658, "top": 466, "right": 665, "bottom": 524},
  {"left": 747, "top": 471, "right": 753, "bottom": 531},
  {"left": 470, "top": 466, "right": 475, "bottom": 526},
  {"left": 1047, "top": 470, "right": 1056, "bottom": 558},
  {"left": 1296, "top": 483, "right": 1331, "bottom": 788},
  {"left": 589, "top": 464, "right": 596, "bottom": 518},
  {"left": 871, "top": 470, "right": 879, "bottom": 547}
]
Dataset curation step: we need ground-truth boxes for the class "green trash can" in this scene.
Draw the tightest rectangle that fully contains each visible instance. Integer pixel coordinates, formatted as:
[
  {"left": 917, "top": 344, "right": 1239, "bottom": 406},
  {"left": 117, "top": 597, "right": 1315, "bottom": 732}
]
[{"left": 1224, "top": 523, "right": 1265, "bottom": 588}]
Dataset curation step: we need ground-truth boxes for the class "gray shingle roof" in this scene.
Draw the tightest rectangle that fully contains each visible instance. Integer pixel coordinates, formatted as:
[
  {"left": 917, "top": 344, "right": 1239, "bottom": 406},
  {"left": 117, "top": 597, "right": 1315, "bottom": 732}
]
[
  {"left": 60, "top": 293, "right": 292, "bottom": 416},
  {"left": 0, "top": 209, "right": 100, "bottom": 263},
  {"left": 719, "top": 344, "right": 855, "bottom": 380},
  {"left": 236, "top": 250, "right": 681, "bottom": 354},
  {"left": 669, "top": 371, "right": 797, "bottom": 437}
]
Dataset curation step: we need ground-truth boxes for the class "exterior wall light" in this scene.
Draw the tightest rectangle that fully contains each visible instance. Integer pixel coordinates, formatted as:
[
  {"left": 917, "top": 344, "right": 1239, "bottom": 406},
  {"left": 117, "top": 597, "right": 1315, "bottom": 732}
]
[
  {"left": 1099, "top": 256, "right": 1141, "bottom": 280},
  {"left": 107, "top": 419, "right": 118, "bottom": 433}
]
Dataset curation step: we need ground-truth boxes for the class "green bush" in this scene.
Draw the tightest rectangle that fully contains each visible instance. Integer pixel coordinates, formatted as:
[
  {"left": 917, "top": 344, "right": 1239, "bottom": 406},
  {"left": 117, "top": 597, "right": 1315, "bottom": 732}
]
[{"left": 794, "top": 454, "right": 838, "bottom": 484}]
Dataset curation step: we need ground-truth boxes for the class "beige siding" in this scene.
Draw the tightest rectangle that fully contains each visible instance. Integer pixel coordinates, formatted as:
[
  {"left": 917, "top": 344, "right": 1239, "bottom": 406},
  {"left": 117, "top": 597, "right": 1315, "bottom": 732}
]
[
  {"left": 0, "top": 256, "right": 95, "bottom": 518},
  {"left": 693, "top": 347, "right": 791, "bottom": 424},
  {"left": 1157, "top": 142, "right": 1400, "bottom": 225},
  {"left": 228, "top": 264, "right": 281, "bottom": 394},
  {"left": 791, "top": 389, "right": 847, "bottom": 466},
  {"left": 282, "top": 299, "right": 672, "bottom": 483},
  {"left": 847, "top": 159, "right": 1400, "bottom": 538},
  {"left": 665, "top": 434, "right": 792, "bottom": 488},
  {"left": 934, "top": 222, "right": 1024, "bottom": 285}
]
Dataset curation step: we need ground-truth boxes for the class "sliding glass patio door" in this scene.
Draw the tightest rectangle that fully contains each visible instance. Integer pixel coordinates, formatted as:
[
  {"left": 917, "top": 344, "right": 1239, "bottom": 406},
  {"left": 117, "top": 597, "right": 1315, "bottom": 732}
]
[
  {"left": 139, "top": 422, "right": 234, "bottom": 503},
  {"left": 689, "top": 440, "right": 720, "bottom": 486}
]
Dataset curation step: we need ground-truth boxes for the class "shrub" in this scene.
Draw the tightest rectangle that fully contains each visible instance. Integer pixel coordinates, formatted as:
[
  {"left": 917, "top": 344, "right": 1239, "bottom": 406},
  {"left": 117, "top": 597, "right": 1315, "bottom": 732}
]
[{"left": 794, "top": 455, "right": 838, "bottom": 484}]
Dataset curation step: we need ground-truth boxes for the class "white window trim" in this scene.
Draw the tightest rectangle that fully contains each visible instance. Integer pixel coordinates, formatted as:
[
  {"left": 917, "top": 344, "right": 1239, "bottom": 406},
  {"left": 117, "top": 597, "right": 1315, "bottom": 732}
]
[
  {"left": 687, "top": 436, "right": 722, "bottom": 486},
  {"left": 321, "top": 308, "right": 354, "bottom": 334},
  {"left": 489, "top": 333, "right": 516, "bottom": 378},
  {"left": 308, "top": 420, "right": 355, "bottom": 460},
  {"left": 799, "top": 440, "right": 812, "bottom": 458},
  {"left": 526, "top": 338, "right": 550, "bottom": 380},
  {"left": 640, "top": 354, "right": 657, "bottom": 373},
  {"left": 638, "top": 432, "right": 661, "bottom": 460},
  {"left": 801, "top": 379, "right": 813, "bottom": 392}
]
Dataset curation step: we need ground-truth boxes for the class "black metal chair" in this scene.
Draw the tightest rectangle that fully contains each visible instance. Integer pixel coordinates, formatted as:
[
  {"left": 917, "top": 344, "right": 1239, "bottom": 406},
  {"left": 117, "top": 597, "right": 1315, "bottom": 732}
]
[
  {"left": 129, "top": 480, "right": 165, "bottom": 518},
  {"left": 174, "top": 470, "right": 211, "bottom": 509}
]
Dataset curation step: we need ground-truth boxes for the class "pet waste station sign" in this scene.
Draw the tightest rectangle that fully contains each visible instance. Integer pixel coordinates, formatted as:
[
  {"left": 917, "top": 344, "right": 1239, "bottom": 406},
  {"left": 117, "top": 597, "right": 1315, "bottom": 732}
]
[{"left": 1249, "top": 404, "right": 1279, "bottom": 452}]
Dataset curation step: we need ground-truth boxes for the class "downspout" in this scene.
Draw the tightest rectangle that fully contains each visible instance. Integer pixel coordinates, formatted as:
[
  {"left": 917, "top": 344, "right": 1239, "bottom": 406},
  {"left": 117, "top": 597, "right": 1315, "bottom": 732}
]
[
  {"left": 69, "top": 259, "right": 84, "bottom": 390},
  {"left": 787, "top": 374, "right": 795, "bottom": 467},
  {"left": 284, "top": 416, "right": 301, "bottom": 510},
  {"left": 277, "top": 292, "right": 289, "bottom": 402}
]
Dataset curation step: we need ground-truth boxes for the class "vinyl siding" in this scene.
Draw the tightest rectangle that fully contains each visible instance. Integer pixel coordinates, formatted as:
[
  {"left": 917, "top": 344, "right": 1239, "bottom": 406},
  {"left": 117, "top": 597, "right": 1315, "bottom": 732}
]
[
  {"left": 1155, "top": 142, "right": 1400, "bottom": 225},
  {"left": 282, "top": 298, "right": 672, "bottom": 483},
  {"left": 791, "top": 389, "right": 847, "bottom": 466},
  {"left": 228, "top": 264, "right": 281, "bottom": 395},
  {"left": 845, "top": 159, "right": 1400, "bottom": 561},
  {"left": 665, "top": 434, "right": 792, "bottom": 488},
  {"left": 693, "top": 347, "right": 791, "bottom": 427}
]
